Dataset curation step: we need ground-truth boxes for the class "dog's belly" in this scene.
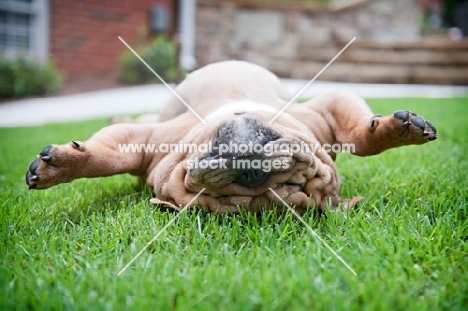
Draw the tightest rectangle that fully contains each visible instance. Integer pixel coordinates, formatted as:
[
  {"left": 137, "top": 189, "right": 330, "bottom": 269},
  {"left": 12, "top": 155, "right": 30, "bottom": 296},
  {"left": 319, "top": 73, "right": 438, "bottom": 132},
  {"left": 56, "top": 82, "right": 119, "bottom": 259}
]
[
  {"left": 204, "top": 100, "right": 280, "bottom": 123},
  {"left": 159, "top": 61, "right": 292, "bottom": 121}
]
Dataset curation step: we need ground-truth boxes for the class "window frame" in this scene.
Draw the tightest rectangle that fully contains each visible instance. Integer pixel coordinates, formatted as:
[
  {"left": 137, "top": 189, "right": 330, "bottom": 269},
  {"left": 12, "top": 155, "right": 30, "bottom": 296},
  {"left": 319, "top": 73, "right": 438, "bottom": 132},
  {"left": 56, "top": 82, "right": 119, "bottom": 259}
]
[{"left": 0, "top": 0, "right": 49, "bottom": 63}]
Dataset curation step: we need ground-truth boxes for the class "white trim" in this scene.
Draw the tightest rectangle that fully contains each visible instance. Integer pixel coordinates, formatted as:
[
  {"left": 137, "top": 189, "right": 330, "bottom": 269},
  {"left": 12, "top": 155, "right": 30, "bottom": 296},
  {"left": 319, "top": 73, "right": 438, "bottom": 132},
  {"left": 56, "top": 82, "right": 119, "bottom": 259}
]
[
  {"left": 179, "top": 0, "right": 197, "bottom": 70},
  {"left": 31, "top": 0, "right": 49, "bottom": 63}
]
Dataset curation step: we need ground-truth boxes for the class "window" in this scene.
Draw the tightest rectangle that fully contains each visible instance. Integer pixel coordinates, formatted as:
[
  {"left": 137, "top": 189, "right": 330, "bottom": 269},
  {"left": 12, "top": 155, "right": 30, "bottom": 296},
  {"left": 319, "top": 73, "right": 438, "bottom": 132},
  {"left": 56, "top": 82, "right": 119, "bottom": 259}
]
[{"left": 0, "top": 0, "right": 48, "bottom": 62}]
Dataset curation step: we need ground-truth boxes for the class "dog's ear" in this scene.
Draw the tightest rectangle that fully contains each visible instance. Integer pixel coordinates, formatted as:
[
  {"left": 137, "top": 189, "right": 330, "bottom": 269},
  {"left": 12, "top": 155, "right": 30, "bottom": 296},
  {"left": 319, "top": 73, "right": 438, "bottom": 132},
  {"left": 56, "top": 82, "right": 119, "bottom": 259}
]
[
  {"left": 345, "top": 196, "right": 364, "bottom": 209},
  {"left": 150, "top": 197, "right": 180, "bottom": 211}
]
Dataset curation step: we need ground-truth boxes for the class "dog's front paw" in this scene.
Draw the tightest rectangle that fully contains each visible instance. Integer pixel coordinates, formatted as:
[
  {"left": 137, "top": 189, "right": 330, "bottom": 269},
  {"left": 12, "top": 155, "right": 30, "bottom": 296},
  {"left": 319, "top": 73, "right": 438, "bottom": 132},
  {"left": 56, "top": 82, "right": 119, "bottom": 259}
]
[
  {"left": 26, "top": 141, "right": 86, "bottom": 190},
  {"left": 369, "top": 110, "right": 437, "bottom": 146},
  {"left": 393, "top": 110, "right": 437, "bottom": 142}
]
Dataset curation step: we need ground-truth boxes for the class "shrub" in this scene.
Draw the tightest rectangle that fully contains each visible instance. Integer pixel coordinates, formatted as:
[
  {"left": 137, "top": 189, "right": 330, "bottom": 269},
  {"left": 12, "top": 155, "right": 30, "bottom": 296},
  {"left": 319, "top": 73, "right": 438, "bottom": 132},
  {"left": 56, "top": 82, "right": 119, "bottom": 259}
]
[
  {"left": 0, "top": 54, "right": 63, "bottom": 98},
  {"left": 120, "top": 36, "right": 180, "bottom": 84}
]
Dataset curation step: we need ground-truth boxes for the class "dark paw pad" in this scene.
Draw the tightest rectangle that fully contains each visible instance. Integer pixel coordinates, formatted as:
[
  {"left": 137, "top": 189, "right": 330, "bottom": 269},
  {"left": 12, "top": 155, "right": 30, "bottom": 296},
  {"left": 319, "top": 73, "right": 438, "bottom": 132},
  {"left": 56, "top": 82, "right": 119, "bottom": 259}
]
[
  {"left": 394, "top": 110, "right": 410, "bottom": 122},
  {"left": 28, "top": 159, "right": 40, "bottom": 175},
  {"left": 411, "top": 116, "right": 426, "bottom": 131},
  {"left": 26, "top": 158, "right": 42, "bottom": 190},
  {"left": 40, "top": 145, "right": 53, "bottom": 162},
  {"left": 393, "top": 110, "right": 437, "bottom": 142},
  {"left": 27, "top": 158, "right": 43, "bottom": 188},
  {"left": 426, "top": 121, "right": 437, "bottom": 135}
]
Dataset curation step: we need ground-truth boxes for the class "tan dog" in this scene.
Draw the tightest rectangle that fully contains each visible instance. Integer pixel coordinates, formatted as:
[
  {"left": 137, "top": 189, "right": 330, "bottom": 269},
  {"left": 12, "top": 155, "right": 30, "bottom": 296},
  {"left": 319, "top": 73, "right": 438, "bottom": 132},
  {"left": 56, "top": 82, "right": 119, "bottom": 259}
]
[{"left": 26, "top": 61, "right": 437, "bottom": 213}]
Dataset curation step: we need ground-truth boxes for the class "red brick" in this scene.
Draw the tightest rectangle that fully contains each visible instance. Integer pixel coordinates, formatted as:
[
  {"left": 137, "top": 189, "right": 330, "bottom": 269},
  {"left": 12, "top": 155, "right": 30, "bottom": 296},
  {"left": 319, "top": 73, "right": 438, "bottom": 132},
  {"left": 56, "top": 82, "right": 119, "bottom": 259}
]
[{"left": 51, "top": 0, "right": 176, "bottom": 80}]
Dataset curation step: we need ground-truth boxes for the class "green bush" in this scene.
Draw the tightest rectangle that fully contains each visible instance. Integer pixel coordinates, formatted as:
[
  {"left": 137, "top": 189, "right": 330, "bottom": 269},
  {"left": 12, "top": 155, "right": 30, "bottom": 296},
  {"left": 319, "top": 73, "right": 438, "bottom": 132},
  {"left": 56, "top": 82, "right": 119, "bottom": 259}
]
[
  {"left": 0, "top": 54, "right": 63, "bottom": 98},
  {"left": 120, "top": 36, "right": 180, "bottom": 84}
]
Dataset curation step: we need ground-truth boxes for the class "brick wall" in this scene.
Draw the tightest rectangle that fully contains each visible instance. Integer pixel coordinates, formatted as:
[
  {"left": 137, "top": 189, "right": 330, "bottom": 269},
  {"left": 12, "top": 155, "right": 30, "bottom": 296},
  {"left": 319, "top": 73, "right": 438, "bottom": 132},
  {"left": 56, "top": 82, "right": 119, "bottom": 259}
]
[{"left": 50, "top": 0, "right": 175, "bottom": 81}]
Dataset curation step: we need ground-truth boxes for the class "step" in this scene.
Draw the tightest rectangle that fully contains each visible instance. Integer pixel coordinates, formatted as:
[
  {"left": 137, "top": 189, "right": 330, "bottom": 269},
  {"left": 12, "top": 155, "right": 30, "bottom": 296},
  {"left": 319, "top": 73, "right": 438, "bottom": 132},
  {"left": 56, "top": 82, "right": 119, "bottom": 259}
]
[
  {"left": 288, "top": 62, "right": 468, "bottom": 85},
  {"left": 412, "top": 66, "right": 468, "bottom": 85},
  {"left": 298, "top": 48, "right": 468, "bottom": 66},
  {"left": 290, "top": 63, "right": 410, "bottom": 84},
  {"left": 345, "top": 39, "right": 468, "bottom": 51}
]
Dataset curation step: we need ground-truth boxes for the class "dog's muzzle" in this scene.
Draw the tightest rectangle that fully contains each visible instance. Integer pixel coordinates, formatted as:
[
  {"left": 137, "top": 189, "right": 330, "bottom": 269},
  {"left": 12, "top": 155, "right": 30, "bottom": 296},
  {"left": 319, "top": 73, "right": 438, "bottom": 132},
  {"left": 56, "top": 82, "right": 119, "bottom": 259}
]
[
  {"left": 188, "top": 117, "right": 280, "bottom": 188},
  {"left": 185, "top": 117, "right": 316, "bottom": 196},
  {"left": 187, "top": 140, "right": 297, "bottom": 189}
]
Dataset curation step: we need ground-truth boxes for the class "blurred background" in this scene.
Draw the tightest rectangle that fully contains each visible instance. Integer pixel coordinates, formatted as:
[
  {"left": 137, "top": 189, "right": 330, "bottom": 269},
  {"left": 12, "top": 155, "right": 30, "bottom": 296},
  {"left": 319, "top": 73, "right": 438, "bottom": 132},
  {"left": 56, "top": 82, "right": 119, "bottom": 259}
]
[{"left": 0, "top": 0, "right": 467, "bottom": 99}]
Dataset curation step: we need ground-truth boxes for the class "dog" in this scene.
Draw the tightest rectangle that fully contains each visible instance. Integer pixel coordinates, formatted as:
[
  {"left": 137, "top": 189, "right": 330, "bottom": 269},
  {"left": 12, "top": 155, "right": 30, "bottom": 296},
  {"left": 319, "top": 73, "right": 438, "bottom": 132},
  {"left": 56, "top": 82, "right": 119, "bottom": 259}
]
[{"left": 25, "top": 61, "right": 437, "bottom": 213}]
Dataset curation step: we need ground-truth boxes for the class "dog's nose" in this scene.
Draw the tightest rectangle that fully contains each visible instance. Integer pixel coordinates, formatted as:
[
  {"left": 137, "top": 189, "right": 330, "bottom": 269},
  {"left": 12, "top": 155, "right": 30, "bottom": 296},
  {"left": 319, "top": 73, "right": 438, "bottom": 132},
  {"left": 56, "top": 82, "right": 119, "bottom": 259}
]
[
  {"left": 213, "top": 117, "right": 277, "bottom": 187},
  {"left": 235, "top": 168, "right": 269, "bottom": 188},
  {"left": 215, "top": 117, "right": 279, "bottom": 157}
]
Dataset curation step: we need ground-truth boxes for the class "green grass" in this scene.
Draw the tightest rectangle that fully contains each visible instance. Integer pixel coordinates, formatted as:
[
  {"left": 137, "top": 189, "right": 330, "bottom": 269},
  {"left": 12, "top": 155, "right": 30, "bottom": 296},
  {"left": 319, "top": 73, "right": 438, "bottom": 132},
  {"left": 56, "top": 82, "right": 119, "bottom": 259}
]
[{"left": 1, "top": 98, "right": 467, "bottom": 310}]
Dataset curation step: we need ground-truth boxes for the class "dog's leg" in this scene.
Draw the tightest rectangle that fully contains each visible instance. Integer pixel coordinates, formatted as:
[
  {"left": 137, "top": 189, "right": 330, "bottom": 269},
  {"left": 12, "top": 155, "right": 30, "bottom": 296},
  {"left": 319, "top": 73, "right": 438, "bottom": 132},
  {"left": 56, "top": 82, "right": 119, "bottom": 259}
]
[
  {"left": 300, "top": 90, "right": 437, "bottom": 156},
  {"left": 25, "top": 123, "right": 173, "bottom": 189}
]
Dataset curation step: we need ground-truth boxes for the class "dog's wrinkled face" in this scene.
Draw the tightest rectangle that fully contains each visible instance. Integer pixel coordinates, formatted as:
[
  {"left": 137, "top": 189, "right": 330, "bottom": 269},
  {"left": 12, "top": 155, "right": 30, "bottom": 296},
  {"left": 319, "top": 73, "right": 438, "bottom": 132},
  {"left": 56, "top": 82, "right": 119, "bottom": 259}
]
[
  {"left": 192, "top": 117, "right": 282, "bottom": 188},
  {"left": 153, "top": 111, "right": 340, "bottom": 213}
]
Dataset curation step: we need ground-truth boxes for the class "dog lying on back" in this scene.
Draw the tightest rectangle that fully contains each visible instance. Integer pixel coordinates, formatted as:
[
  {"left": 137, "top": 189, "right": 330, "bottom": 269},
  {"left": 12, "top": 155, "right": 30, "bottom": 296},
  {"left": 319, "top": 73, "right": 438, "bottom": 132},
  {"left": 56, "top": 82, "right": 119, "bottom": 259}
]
[{"left": 26, "top": 61, "right": 437, "bottom": 213}]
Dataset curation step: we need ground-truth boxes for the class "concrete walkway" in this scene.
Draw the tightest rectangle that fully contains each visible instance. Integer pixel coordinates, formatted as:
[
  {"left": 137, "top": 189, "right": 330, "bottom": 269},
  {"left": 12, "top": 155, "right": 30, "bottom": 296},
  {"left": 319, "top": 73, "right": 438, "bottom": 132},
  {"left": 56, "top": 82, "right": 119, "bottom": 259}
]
[{"left": 1, "top": 80, "right": 467, "bottom": 127}]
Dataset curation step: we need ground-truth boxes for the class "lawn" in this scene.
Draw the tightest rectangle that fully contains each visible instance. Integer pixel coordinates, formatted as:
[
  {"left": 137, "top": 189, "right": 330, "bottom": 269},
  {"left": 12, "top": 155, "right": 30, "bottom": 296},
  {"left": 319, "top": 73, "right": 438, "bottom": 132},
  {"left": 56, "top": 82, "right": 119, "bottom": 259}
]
[{"left": 0, "top": 97, "right": 467, "bottom": 310}]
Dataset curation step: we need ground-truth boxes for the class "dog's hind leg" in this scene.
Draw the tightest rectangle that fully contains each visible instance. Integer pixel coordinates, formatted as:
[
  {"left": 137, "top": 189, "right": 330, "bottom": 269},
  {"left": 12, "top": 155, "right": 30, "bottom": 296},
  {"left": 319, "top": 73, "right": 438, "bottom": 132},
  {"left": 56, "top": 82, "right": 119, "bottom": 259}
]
[
  {"left": 25, "top": 123, "right": 177, "bottom": 190},
  {"left": 300, "top": 90, "right": 437, "bottom": 156}
]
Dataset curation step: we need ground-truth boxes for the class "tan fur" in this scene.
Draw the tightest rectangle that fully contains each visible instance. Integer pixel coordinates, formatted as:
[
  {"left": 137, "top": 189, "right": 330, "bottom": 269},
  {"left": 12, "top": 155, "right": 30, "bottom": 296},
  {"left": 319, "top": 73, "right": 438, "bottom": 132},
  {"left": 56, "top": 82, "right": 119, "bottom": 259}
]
[{"left": 26, "top": 61, "right": 437, "bottom": 213}]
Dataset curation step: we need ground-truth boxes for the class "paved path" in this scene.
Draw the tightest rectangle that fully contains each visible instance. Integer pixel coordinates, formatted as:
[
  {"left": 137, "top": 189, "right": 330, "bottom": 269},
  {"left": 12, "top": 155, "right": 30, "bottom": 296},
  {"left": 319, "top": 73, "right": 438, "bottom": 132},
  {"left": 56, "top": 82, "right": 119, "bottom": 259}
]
[{"left": 1, "top": 80, "right": 467, "bottom": 127}]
